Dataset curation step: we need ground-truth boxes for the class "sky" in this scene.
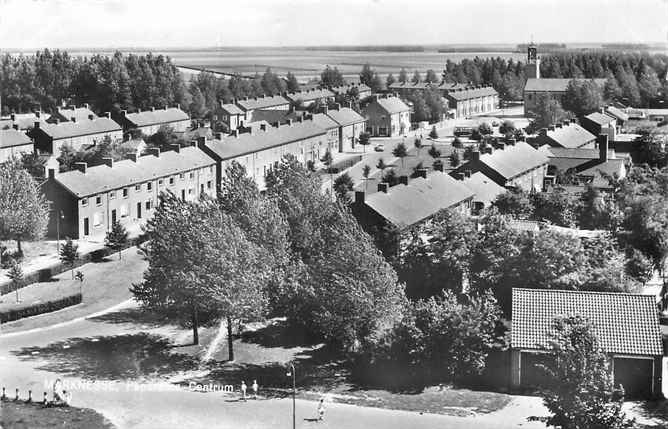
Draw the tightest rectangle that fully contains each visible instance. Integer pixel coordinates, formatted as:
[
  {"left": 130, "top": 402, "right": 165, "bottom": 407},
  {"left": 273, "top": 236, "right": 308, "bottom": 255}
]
[{"left": 0, "top": 0, "right": 666, "bottom": 49}]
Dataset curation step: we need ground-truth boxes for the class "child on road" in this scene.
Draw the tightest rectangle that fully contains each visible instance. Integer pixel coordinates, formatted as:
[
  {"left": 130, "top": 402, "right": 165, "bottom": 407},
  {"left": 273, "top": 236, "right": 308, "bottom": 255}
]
[
  {"left": 252, "top": 380, "right": 259, "bottom": 399},
  {"left": 240, "top": 381, "right": 247, "bottom": 402}
]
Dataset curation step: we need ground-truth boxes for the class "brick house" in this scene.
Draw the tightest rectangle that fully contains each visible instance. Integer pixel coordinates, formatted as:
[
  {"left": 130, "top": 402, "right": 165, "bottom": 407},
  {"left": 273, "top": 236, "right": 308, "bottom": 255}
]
[
  {"left": 511, "top": 288, "right": 663, "bottom": 399},
  {"left": 323, "top": 105, "right": 366, "bottom": 153},
  {"left": 531, "top": 121, "right": 597, "bottom": 149},
  {"left": 0, "top": 128, "right": 33, "bottom": 162},
  {"left": 363, "top": 95, "right": 410, "bottom": 137},
  {"left": 43, "top": 145, "right": 216, "bottom": 241},
  {"left": 451, "top": 140, "right": 549, "bottom": 192},
  {"left": 29, "top": 114, "right": 123, "bottom": 156},
  {"left": 445, "top": 86, "right": 499, "bottom": 118},
  {"left": 117, "top": 106, "right": 190, "bottom": 136},
  {"left": 49, "top": 104, "right": 97, "bottom": 123}
]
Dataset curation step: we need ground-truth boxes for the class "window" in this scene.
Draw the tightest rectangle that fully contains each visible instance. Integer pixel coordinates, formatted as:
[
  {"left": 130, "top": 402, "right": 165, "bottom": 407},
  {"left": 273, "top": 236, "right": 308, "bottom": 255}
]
[
  {"left": 179, "top": 173, "right": 184, "bottom": 180},
  {"left": 145, "top": 201, "right": 151, "bottom": 210},
  {"left": 158, "top": 179, "right": 163, "bottom": 186},
  {"left": 169, "top": 177, "right": 174, "bottom": 185},
  {"left": 93, "top": 212, "right": 102, "bottom": 227},
  {"left": 81, "top": 198, "right": 88, "bottom": 206},
  {"left": 147, "top": 182, "right": 153, "bottom": 191},
  {"left": 95, "top": 196, "right": 102, "bottom": 206},
  {"left": 135, "top": 184, "right": 141, "bottom": 191},
  {"left": 189, "top": 172, "right": 194, "bottom": 179},
  {"left": 120, "top": 204, "right": 128, "bottom": 218},
  {"left": 207, "top": 180, "right": 212, "bottom": 189},
  {"left": 122, "top": 188, "right": 128, "bottom": 198},
  {"left": 209, "top": 166, "right": 214, "bottom": 174},
  {"left": 109, "top": 191, "right": 115, "bottom": 200},
  {"left": 188, "top": 188, "right": 194, "bottom": 195}
]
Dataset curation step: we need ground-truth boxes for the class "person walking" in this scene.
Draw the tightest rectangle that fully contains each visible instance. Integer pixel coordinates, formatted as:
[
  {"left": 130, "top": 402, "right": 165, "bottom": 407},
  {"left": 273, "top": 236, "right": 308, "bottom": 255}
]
[
  {"left": 252, "top": 380, "right": 259, "bottom": 399},
  {"left": 240, "top": 381, "right": 247, "bottom": 402},
  {"left": 317, "top": 398, "right": 325, "bottom": 422}
]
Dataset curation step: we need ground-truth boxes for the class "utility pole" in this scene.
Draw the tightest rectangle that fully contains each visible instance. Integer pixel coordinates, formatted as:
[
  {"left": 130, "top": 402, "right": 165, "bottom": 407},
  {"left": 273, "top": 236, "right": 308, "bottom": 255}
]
[{"left": 286, "top": 363, "right": 296, "bottom": 429}]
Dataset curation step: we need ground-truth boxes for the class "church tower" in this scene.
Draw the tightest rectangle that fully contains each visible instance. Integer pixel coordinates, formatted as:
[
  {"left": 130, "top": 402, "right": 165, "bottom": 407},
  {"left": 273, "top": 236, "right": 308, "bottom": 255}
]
[{"left": 525, "top": 42, "right": 540, "bottom": 79}]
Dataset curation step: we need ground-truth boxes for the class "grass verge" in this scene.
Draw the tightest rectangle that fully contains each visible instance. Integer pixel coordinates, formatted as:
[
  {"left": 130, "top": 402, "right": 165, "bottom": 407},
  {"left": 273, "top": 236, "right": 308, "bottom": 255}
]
[{"left": 0, "top": 400, "right": 114, "bottom": 429}]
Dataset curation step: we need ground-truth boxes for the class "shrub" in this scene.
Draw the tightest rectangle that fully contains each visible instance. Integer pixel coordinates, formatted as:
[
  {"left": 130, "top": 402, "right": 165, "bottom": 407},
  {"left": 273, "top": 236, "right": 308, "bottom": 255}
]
[{"left": 0, "top": 293, "right": 82, "bottom": 323}]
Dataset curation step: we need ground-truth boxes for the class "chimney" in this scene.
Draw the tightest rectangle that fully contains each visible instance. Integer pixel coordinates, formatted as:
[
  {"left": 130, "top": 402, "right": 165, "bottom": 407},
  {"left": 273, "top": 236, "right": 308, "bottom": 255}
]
[
  {"left": 539, "top": 128, "right": 547, "bottom": 136},
  {"left": 287, "top": 119, "right": 293, "bottom": 126},
  {"left": 104, "top": 112, "right": 111, "bottom": 119},
  {"left": 354, "top": 191, "right": 365, "bottom": 204},
  {"left": 563, "top": 119, "right": 570, "bottom": 126},
  {"left": 34, "top": 121, "right": 41, "bottom": 129},
  {"left": 151, "top": 107, "right": 155, "bottom": 111},
  {"left": 88, "top": 114, "right": 94, "bottom": 120},
  {"left": 35, "top": 111, "right": 40, "bottom": 118},
  {"left": 398, "top": 175, "right": 408, "bottom": 185},
  {"left": 54, "top": 118, "right": 60, "bottom": 124},
  {"left": 196, "top": 136, "right": 206, "bottom": 148},
  {"left": 233, "top": 129, "right": 240, "bottom": 137},
  {"left": 497, "top": 142, "right": 505, "bottom": 150},
  {"left": 70, "top": 105, "right": 76, "bottom": 110},
  {"left": 12, "top": 124, "right": 19, "bottom": 130},
  {"left": 83, "top": 103, "right": 89, "bottom": 109},
  {"left": 47, "top": 168, "right": 56, "bottom": 180},
  {"left": 454, "top": 172, "right": 465, "bottom": 181},
  {"left": 121, "top": 110, "right": 127, "bottom": 117},
  {"left": 170, "top": 144, "right": 180, "bottom": 153},
  {"left": 416, "top": 168, "right": 428, "bottom": 178},
  {"left": 298, "top": 115, "right": 304, "bottom": 123},
  {"left": 260, "top": 123, "right": 267, "bottom": 131},
  {"left": 507, "top": 138, "right": 516, "bottom": 146},
  {"left": 322, "top": 106, "right": 328, "bottom": 115},
  {"left": 548, "top": 125, "right": 555, "bottom": 131},
  {"left": 597, "top": 134, "right": 609, "bottom": 162},
  {"left": 471, "top": 150, "right": 480, "bottom": 161},
  {"left": 433, "top": 162, "right": 444, "bottom": 172},
  {"left": 70, "top": 117, "right": 76, "bottom": 123},
  {"left": 334, "top": 103, "right": 341, "bottom": 110},
  {"left": 74, "top": 162, "right": 87, "bottom": 174},
  {"left": 101, "top": 157, "right": 113, "bottom": 168},
  {"left": 247, "top": 127, "right": 253, "bottom": 135},
  {"left": 213, "top": 132, "right": 222, "bottom": 140},
  {"left": 10, "top": 113, "right": 16, "bottom": 121},
  {"left": 556, "top": 123, "right": 562, "bottom": 128},
  {"left": 148, "top": 147, "right": 161, "bottom": 157},
  {"left": 464, "top": 170, "right": 472, "bottom": 178},
  {"left": 377, "top": 182, "right": 389, "bottom": 193},
  {"left": 126, "top": 153, "right": 138, "bottom": 162},
  {"left": 272, "top": 122, "right": 280, "bottom": 128}
]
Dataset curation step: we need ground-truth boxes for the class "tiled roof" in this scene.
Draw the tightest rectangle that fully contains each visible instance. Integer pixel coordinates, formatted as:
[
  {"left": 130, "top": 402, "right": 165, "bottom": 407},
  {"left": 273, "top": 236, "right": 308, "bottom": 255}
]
[
  {"left": 478, "top": 142, "right": 548, "bottom": 180},
  {"left": 220, "top": 103, "right": 244, "bottom": 115},
  {"left": 54, "top": 146, "right": 215, "bottom": 198},
  {"left": 364, "top": 172, "right": 474, "bottom": 229},
  {"left": 310, "top": 113, "right": 339, "bottom": 130},
  {"left": 236, "top": 95, "right": 290, "bottom": 111},
  {"left": 54, "top": 106, "right": 97, "bottom": 122},
  {"left": 373, "top": 97, "right": 410, "bottom": 114},
  {"left": 388, "top": 82, "right": 434, "bottom": 90},
  {"left": 0, "top": 112, "right": 50, "bottom": 130},
  {"left": 37, "top": 118, "right": 122, "bottom": 140},
  {"left": 0, "top": 129, "right": 32, "bottom": 148},
  {"left": 585, "top": 112, "right": 615, "bottom": 126},
  {"left": 543, "top": 123, "right": 596, "bottom": 149},
  {"left": 325, "top": 107, "right": 365, "bottom": 127},
  {"left": 464, "top": 171, "right": 506, "bottom": 206},
  {"left": 446, "top": 86, "right": 498, "bottom": 101},
  {"left": 285, "top": 88, "right": 335, "bottom": 103},
  {"left": 511, "top": 288, "right": 662, "bottom": 356},
  {"left": 577, "top": 158, "right": 626, "bottom": 187},
  {"left": 204, "top": 119, "right": 326, "bottom": 161},
  {"left": 250, "top": 109, "right": 292, "bottom": 124},
  {"left": 524, "top": 78, "right": 606, "bottom": 92},
  {"left": 125, "top": 108, "right": 189, "bottom": 127}
]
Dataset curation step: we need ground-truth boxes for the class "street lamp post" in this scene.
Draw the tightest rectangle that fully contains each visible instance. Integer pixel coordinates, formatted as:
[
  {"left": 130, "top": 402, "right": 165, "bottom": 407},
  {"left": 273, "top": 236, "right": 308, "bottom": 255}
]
[{"left": 286, "top": 363, "right": 296, "bottom": 429}]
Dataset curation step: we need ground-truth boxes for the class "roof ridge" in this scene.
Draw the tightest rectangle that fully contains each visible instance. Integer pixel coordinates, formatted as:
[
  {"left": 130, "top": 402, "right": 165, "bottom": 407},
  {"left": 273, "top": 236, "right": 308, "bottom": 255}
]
[{"left": 513, "top": 287, "right": 653, "bottom": 298}]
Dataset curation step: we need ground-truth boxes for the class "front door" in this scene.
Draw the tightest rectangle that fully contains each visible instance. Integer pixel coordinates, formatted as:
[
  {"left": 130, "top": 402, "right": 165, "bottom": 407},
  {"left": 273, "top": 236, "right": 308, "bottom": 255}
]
[
  {"left": 137, "top": 202, "right": 142, "bottom": 219},
  {"left": 83, "top": 218, "right": 89, "bottom": 236}
]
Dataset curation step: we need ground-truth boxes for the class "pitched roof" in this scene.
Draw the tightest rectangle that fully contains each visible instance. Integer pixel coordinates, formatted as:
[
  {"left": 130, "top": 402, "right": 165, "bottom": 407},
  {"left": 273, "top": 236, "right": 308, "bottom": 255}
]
[
  {"left": 310, "top": 113, "right": 339, "bottom": 130},
  {"left": 388, "top": 81, "right": 434, "bottom": 91},
  {"left": 124, "top": 108, "right": 189, "bottom": 127},
  {"left": 0, "top": 129, "right": 32, "bottom": 148},
  {"left": 605, "top": 106, "right": 629, "bottom": 122},
  {"left": 325, "top": 107, "right": 365, "bottom": 127},
  {"left": 372, "top": 97, "right": 410, "bottom": 114},
  {"left": 328, "top": 83, "right": 371, "bottom": 94},
  {"left": 364, "top": 172, "right": 474, "bottom": 229},
  {"left": 511, "top": 288, "right": 662, "bottom": 356},
  {"left": 577, "top": 158, "right": 626, "bottom": 187},
  {"left": 53, "top": 146, "right": 215, "bottom": 198},
  {"left": 446, "top": 86, "right": 498, "bottom": 101},
  {"left": 54, "top": 106, "right": 97, "bottom": 122},
  {"left": 37, "top": 117, "right": 122, "bottom": 140},
  {"left": 220, "top": 103, "right": 244, "bottom": 115},
  {"left": 0, "top": 112, "right": 50, "bottom": 130},
  {"left": 464, "top": 171, "right": 506, "bottom": 206},
  {"left": 524, "top": 78, "right": 606, "bottom": 92},
  {"left": 236, "top": 95, "right": 290, "bottom": 111},
  {"left": 285, "top": 88, "right": 335, "bottom": 103},
  {"left": 478, "top": 142, "right": 549, "bottom": 179},
  {"left": 249, "top": 109, "right": 292, "bottom": 124},
  {"left": 204, "top": 119, "right": 326, "bottom": 161},
  {"left": 542, "top": 123, "right": 597, "bottom": 149},
  {"left": 585, "top": 111, "right": 615, "bottom": 126}
]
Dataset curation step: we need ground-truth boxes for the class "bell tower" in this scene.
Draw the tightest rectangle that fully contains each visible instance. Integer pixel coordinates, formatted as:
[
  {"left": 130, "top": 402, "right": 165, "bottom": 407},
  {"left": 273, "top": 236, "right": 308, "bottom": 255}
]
[{"left": 525, "top": 41, "right": 540, "bottom": 79}]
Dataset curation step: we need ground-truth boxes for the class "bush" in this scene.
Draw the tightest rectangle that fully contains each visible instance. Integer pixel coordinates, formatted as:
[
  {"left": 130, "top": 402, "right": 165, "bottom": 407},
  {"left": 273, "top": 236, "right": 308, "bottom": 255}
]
[{"left": 0, "top": 293, "right": 82, "bottom": 323}]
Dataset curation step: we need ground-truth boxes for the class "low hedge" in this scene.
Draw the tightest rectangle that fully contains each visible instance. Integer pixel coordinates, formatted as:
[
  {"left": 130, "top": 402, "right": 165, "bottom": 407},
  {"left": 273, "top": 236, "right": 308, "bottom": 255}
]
[{"left": 0, "top": 293, "right": 82, "bottom": 323}]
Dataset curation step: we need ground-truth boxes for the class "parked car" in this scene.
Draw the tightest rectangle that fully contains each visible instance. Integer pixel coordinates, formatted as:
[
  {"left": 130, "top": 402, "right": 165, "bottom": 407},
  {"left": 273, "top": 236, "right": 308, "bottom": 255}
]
[{"left": 374, "top": 144, "right": 384, "bottom": 152}]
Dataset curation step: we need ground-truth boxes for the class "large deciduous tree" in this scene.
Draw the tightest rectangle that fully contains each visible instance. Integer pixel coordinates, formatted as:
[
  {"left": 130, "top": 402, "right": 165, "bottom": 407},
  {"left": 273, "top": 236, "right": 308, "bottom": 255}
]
[{"left": 0, "top": 160, "right": 49, "bottom": 256}]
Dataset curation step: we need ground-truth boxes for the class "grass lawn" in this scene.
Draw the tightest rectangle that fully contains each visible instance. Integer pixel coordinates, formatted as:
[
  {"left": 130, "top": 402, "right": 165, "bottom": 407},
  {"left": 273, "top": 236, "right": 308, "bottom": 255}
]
[
  {"left": 0, "top": 277, "right": 80, "bottom": 313},
  {"left": 0, "top": 400, "right": 114, "bottom": 429},
  {"left": 0, "top": 247, "right": 147, "bottom": 333},
  {"left": 1, "top": 239, "right": 58, "bottom": 265}
]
